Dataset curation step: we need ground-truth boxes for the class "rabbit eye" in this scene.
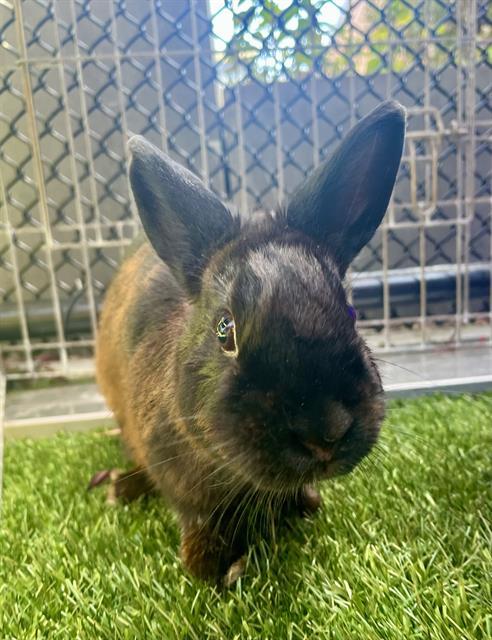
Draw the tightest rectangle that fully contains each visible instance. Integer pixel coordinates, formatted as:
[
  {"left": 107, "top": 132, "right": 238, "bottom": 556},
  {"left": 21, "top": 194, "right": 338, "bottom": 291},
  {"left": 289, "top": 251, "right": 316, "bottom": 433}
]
[
  {"left": 216, "top": 314, "right": 237, "bottom": 355},
  {"left": 347, "top": 304, "right": 357, "bottom": 323}
]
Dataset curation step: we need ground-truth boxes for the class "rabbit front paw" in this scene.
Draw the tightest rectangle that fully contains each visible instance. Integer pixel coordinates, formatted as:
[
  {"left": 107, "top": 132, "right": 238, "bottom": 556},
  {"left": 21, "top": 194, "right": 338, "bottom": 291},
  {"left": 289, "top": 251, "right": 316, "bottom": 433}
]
[
  {"left": 180, "top": 522, "right": 246, "bottom": 585},
  {"left": 87, "top": 467, "right": 155, "bottom": 503}
]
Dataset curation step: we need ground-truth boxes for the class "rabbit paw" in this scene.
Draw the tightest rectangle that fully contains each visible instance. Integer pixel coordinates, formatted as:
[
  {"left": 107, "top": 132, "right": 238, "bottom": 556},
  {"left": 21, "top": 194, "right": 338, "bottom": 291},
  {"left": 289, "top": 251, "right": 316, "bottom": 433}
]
[
  {"left": 87, "top": 467, "right": 154, "bottom": 504},
  {"left": 297, "top": 484, "right": 322, "bottom": 516},
  {"left": 180, "top": 522, "right": 245, "bottom": 584},
  {"left": 223, "top": 556, "right": 246, "bottom": 588}
]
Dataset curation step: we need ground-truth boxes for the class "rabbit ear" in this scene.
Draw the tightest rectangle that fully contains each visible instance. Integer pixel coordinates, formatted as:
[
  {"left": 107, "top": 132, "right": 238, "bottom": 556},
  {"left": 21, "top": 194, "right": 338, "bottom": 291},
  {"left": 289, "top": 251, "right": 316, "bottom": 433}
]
[
  {"left": 128, "top": 136, "right": 235, "bottom": 294},
  {"left": 286, "top": 101, "right": 405, "bottom": 275}
]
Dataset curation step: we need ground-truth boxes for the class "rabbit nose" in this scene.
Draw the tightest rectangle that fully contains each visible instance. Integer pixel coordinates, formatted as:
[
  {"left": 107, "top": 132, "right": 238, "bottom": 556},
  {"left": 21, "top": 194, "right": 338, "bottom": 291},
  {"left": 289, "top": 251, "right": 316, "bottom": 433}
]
[
  {"left": 298, "top": 404, "right": 352, "bottom": 462},
  {"left": 325, "top": 401, "right": 352, "bottom": 441},
  {"left": 289, "top": 401, "right": 353, "bottom": 461},
  {"left": 302, "top": 440, "right": 334, "bottom": 462}
]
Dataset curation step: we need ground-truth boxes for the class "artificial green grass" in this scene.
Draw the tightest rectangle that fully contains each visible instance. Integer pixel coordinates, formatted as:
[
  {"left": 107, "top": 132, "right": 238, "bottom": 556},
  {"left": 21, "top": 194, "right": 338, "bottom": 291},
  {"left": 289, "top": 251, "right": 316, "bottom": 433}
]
[{"left": 1, "top": 393, "right": 491, "bottom": 639}]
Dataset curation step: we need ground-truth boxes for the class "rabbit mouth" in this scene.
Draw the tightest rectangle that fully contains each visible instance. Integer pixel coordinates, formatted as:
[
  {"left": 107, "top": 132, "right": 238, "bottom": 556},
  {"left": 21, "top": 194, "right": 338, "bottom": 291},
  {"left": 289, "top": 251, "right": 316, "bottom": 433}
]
[
  {"left": 283, "top": 438, "right": 343, "bottom": 481},
  {"left": 280, "top": 420, "right": 377, "bottom": 484},
  {"left": 220, "top": 421, "right": 376, "bottom": 492}
]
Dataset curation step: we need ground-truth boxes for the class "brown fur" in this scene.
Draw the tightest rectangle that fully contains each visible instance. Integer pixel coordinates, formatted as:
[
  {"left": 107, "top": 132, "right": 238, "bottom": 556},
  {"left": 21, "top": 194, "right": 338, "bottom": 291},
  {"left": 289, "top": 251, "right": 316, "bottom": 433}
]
[
  {"left": 97, "top": 254, "right": 323, "bottom": 580},
  {"left": 97, "top": 244, "right": 263, "bottom": 579}
]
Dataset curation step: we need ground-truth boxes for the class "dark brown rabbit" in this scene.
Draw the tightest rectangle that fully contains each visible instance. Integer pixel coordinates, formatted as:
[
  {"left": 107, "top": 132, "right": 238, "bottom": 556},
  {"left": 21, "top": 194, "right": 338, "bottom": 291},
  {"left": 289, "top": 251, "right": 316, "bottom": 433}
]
[{"left": 96, "top": 101, "right": 406, "bottom": 583}]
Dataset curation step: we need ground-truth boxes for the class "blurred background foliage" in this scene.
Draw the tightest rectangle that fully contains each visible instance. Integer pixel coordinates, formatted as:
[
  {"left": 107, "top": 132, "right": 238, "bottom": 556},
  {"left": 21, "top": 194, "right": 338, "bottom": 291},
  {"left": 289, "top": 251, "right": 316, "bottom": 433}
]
[{"left": 217, "top": 0, "right": 492, "bottom": 83}]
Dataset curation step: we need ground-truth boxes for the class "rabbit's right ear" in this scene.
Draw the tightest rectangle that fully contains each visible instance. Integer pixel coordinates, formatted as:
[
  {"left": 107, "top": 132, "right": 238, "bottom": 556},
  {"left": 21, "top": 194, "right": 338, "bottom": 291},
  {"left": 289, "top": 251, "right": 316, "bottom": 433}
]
[
  {"left": 286, "top": 101, "right": 405, "bottom": 276},
  {"left": 128, "top": 136, "right": 236, "bottom": 295}
]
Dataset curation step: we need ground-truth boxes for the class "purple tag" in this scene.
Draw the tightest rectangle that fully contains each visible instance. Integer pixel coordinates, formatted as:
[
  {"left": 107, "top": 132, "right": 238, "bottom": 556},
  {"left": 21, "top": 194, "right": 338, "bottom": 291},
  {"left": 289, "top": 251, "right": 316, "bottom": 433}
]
[{"left": 347, "top": 304, "right": 357, "bottom": 322}]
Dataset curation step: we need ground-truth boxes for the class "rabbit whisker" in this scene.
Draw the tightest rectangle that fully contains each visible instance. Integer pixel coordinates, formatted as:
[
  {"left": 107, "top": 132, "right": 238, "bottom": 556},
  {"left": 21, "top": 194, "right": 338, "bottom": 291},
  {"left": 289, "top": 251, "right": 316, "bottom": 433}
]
[{"left": 374, "top": 357, "right": 428, "bottom": 381}]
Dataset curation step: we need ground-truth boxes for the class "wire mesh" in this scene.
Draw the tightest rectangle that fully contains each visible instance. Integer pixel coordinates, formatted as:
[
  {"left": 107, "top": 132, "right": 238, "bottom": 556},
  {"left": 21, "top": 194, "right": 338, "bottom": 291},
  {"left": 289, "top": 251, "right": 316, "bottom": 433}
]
[{"left": 0, "top": 0, "right": 491, "bottom": 379}]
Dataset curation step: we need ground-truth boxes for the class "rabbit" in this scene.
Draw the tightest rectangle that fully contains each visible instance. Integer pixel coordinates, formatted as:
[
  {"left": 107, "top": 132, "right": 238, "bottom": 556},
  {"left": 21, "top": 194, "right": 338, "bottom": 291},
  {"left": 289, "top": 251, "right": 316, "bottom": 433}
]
[{"left": 95, "top": 100, "right": 406, "bottom": 584}]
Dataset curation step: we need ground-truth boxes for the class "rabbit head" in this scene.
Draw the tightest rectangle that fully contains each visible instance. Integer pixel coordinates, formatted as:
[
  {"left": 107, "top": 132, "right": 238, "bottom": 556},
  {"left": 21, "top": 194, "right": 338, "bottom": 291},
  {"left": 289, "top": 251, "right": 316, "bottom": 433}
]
[{"left": 128, "top": 101, "right": 405, "bottom": 492}]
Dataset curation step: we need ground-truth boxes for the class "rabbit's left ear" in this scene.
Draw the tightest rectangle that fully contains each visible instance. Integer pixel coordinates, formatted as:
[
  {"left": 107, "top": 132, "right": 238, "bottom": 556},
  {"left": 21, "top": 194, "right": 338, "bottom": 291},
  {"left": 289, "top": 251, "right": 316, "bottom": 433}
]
[
  {"left": 128, "top": 136, "right": 236, "bottom": 295},
  {"left": 286, "top": 101, "right": 405, "bottom": 275}
]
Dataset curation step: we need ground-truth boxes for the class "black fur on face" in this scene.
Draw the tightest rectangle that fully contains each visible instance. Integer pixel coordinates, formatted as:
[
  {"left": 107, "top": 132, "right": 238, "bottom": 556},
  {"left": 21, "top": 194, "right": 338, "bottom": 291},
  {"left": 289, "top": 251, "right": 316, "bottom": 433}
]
[{"left": 180, "top": 222, "right": 384, "bottom": 491}]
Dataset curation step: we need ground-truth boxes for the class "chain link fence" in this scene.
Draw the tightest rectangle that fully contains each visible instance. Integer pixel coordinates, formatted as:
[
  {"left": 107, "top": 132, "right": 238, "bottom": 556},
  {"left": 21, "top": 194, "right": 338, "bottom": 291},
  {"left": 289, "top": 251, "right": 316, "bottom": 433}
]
[{"left": 0, "top": 0, "right": 491, "bottom": 380}]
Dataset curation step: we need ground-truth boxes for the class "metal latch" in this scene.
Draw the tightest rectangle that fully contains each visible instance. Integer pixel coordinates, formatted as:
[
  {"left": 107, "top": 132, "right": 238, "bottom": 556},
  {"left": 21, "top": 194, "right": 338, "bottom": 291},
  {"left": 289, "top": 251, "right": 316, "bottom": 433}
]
[{"left": 404, "top": 107, "right": 467, "bottom": 220}]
